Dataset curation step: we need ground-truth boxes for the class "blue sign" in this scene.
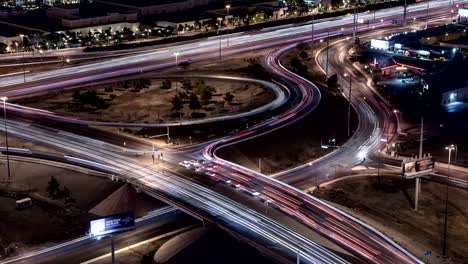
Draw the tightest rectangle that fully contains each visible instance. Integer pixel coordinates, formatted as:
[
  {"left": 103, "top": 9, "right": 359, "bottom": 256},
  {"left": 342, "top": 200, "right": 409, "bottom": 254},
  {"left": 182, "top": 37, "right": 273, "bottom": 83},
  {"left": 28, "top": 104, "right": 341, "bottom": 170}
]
[
  {"left": 90, "top": 212, "right": 135, "bottom": 237},
  {"left": 424, "top": 250, "right": 432, "bottom": 256}
]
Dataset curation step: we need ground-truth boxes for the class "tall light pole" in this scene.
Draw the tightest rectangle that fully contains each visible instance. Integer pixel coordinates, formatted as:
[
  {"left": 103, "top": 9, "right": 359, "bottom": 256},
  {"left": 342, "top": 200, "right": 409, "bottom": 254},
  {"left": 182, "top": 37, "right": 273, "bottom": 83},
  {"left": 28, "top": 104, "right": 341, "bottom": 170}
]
[
  {"left": 344, "top": 73, "right": 352, "bottom": 137},
  {"left": 19, "top": 34, "right": 25, "bottom": 83},
  {"left": 39, "top": 49, "right": 43, "bottom": 63},
  {"left": 225, "top": 4, "right": 231, "bottom": 47},
  {"left": 174, "top": 51, "right": 179, "bottom": 68},
  {"left": 174, "top": 52, "right": 180, "bottom": 94},
  {"left": 326, "top": 31, "right": 330, "bottom": 77},
  {"left": 425, "top": 0, "right": 430, "bottom": 29},
  {"left": 0, "top": 97, "right": 10, "bottom": 184},
  {"left": 443, "top": 144, "right": 455, "bottom": 257},
  {"left": 311, "top": 14, "right": 315, "bottom": 57},
  {"left": 373, "top": 0, "right": 377, "bottom": 25},
  {"left": 173, "top": 52, "right": 181, "bottom": 119},
  {"left": 353, "top": 5, "right": 357, "bottom": 38},
  {"left": 393, "top": 109, "right": 402, "bottom": 135},
  {"left": 403, "top": 0, "right": 408, "bottom": 26}
]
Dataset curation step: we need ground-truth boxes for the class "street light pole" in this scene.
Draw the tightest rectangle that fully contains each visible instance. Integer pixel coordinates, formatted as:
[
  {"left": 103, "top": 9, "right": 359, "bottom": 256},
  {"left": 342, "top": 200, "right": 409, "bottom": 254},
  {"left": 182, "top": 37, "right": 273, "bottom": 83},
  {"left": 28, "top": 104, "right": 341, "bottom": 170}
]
[
  {"left": 174, "top": 52, "right": 179, "bottom": 68},
  {"left": 443, "top": 144, "right": 455, "bottom": 257},
  {"left": 311, "top": 14, "right": 315, "bottom": 57},
  {"left": 425, "top": 0, "right": 429, "bottom": 29},
  {"left": 326, "top": 31, "right": 330, "bottom": 78},
  {"left": 403, "top": 0, "right": 407, "bottom": 26},
  {"left": 373, "top": 0, "right": 377, "bottom": 25},
  {"left": 0, "top": 97, "right": 11, "bottom": 184},
  {"left": 19, "top": 34, "right": 25, "bottom": 83},
  {"left": 39, "top": 49, "right": 43, "bottom": 63},
  {"left": 225, "top": 4, "right": 231, "bottom": 47},
  {"left": 344, "top": 73, "right": 352, "bottom": 137}
]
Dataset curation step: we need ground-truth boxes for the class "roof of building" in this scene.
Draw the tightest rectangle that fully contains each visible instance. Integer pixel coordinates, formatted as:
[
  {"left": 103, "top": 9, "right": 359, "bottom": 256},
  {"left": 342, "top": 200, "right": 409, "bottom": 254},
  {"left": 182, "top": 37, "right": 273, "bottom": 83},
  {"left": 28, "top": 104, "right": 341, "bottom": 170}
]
[
  {"left": 89, "top": 183, "right": 137, "bottom": 216},
  {"left": 101, "top": 0, "right": 187, "bottom": 7},
  {"left": 0, "top": 23, "right": 38, "bottom": 37}
]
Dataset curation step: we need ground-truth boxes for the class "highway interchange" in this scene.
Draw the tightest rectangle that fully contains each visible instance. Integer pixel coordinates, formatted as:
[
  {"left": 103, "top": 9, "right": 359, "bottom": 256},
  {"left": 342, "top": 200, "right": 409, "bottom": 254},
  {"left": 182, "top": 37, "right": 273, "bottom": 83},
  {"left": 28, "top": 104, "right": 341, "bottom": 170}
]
[{"left": 0, "top": 1, "right": 465, "bottom": 263}]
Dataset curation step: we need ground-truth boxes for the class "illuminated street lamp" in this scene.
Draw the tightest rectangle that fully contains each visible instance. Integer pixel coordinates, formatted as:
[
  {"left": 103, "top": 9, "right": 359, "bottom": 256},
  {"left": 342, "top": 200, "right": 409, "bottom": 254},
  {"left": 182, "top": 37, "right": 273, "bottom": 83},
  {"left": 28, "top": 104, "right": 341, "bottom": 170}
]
[
  {"left": 225, "top": 4, "right": 231, "bottom": 17},
  {"left": 225, "top": 4, "right": 231, "bottom": 47},
  {"left": 442, "top": 144, "right": 456, "bottom": 257},
  {"left": 174, "top": 51, "right": 180, "bottom": 68},
  {"left": 425, "top": 1, "right": 429, "bottom": 29},
  {"left": 0, "top": 97, "right": 10, "bottom": 183},
  {"left": 19, "top": 34, "right": 26, "bottom": 83},
  {"left": 445, "top": 144, "right": 456, "bottom": 171},
  {"left": 39, "top": 49, "right": 43, "bottom": 63},
  {"left": 393, "top": 109, "right": 401, "bottom": 134},
  {"left": 174, "top": 52, "right": 180, "bottom": 95}
]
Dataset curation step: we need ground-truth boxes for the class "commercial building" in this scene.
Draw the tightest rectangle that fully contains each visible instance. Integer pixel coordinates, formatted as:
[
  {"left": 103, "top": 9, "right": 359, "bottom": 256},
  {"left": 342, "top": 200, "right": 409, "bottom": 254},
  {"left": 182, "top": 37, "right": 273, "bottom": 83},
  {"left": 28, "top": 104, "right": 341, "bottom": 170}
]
[
  {"left": 95, "top": 0, "right": 215, "bottom": 16},
  {"left": 46, "top": 3, "right": 137, "bottom": 29}
]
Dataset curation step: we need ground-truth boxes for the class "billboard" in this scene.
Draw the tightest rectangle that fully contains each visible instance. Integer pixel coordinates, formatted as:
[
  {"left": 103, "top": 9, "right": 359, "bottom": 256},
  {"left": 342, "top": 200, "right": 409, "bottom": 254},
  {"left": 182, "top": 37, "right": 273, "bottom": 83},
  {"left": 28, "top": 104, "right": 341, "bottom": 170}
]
[
  {"left": 459, "top": 8, "right": 468, "bottom": 17},
  {"left": 90, "top": 212, "right": 135, "bottom": 237},
  {"left": 370, "top": 39, "right": 389, "bottom": 50},
  {"left": 402, "top": 157, "right": 435, "bottom": 178}
]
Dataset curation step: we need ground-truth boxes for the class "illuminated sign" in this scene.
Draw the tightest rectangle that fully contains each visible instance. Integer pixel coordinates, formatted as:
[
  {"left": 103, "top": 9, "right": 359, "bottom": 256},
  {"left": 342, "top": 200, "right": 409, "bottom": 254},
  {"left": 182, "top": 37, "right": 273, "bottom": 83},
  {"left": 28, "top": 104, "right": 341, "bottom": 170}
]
[
  {"left": 394, "top": 43, "right": 402, "bottom": 49},
  {"left": 402, "top": 157, "right": 435, "bottom": 178},
  {"left": 90, "top": 212, "right": 135, "bottom": 237},
  {"left": 459, "top": 8, "right": 468, "bottom": 17},
  {"left": 370, "top": 39, "right": 389, "bottom": 50}
]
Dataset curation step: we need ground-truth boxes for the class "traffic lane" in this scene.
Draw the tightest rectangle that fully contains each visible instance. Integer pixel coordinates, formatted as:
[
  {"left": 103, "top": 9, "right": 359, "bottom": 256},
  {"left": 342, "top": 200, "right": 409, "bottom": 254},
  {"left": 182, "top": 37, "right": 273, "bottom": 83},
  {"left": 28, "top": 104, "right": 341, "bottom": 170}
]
[
  {"left": 204, "top": 46, "right": 420, "bottom": 263},
  {"left": 0, "top": 1, "right": 459, "bottom": 90},
  {"left": 276, "top": 32, "right": 397, "bottom": 189},
  {"left": 35, "top": 216, "right": 197, "bottom": 264},
  {"left": 3, "top": 120, "right": 349, "bottom": 264}
]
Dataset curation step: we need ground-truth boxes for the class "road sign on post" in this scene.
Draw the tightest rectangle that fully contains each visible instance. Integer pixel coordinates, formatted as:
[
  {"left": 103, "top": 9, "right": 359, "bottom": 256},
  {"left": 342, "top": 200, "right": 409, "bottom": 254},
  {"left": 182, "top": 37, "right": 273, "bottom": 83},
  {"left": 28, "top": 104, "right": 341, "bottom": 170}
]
[
  {"left": 401, "top": 156, "right": 434, "bottom": 179},
  {"left": 402, "top": 156, "right": 434, "bottom": 211}
]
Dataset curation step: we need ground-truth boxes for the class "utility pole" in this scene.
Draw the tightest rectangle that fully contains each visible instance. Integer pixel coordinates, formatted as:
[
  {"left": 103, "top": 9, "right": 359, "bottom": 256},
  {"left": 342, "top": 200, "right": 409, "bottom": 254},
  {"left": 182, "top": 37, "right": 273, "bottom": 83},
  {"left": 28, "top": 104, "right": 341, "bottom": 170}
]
[{"left": 258, "top": 158, "right": 262, "bottom": 173}]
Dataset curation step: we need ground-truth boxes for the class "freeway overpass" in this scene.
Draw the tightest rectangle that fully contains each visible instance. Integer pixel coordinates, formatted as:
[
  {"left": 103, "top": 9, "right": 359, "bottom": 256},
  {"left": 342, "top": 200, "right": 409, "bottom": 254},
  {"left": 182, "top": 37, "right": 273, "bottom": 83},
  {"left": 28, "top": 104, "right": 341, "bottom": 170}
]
[{"left": 0, "top": 1, "right": 462, "bottom": 263}]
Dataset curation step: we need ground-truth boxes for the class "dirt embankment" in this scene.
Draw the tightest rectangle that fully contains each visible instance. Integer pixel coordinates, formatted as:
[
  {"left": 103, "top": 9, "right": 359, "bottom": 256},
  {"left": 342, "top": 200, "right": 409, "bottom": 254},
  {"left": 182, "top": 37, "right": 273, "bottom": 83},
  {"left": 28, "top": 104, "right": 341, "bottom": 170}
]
[{"left": 314, "top": 176, "right": 468, "bottom": 264}]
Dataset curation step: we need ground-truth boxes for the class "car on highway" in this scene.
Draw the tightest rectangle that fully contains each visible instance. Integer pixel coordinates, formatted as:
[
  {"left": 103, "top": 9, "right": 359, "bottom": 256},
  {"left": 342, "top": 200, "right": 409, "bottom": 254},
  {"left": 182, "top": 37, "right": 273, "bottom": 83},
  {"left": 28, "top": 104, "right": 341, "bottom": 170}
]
[
  {"left": 188, "top": 160, "right": 201, "bottom": 167},
  {"left": 178, "top": 161, "right": 191, "bottom": 169}
]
